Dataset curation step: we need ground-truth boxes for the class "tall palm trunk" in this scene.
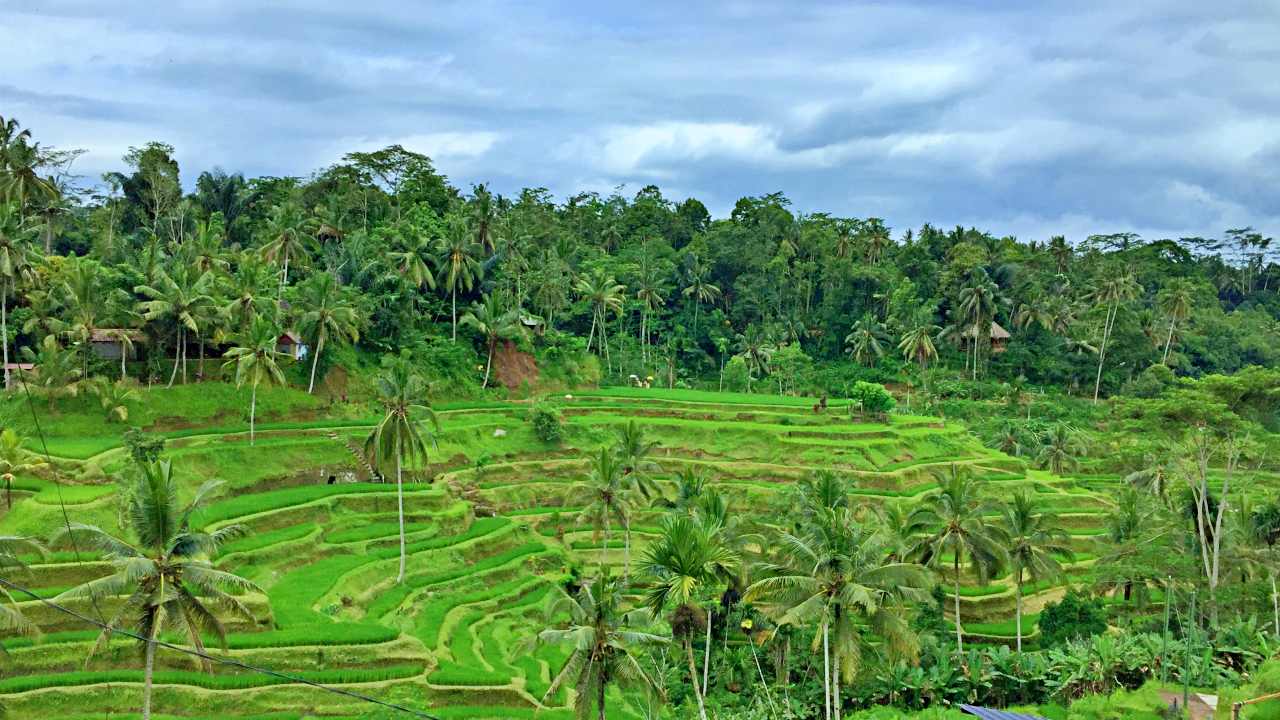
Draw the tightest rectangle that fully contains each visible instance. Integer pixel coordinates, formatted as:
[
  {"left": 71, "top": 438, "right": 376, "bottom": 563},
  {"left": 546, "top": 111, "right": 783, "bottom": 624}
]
[
  {"left": 834, "top": 655, "right": 841, "bottom": 720},
  {"left": 249, "top": 383, "right": 257, "bottom": 445},
  {"left": 167, "top": 327, "right": 182, "bottom": 388},
  {"left": 954, "top": 556, "right": 964, "bottom": 654},
  {"left": 308, "top": 335, "right": 326, "bottom": 394},
  {"left": 685, "top": 636, "right": 709, "bottom": 720},
  {"left": 1093, "top": 301, "right": 1118, "bottom": 404},
  {"left": 597, "top": 673, "right": 607, "bottom": 720},
  {"left": 1015, "top": 567, "right": 1023, "bottom": 653},
  {"left": 279, "top": 254, "right": 289, "bottom": 300},
  {"left": 822, "top": 620, "right": 831, "bottom": 720},
  {"left": 1272, "top": 574, "right": 1278, "bottom": 638},
  {"left": 1162, "top": 316, "right": 1176, "bottom": 364},
  {"left": 396, "top": 455, "right": 407, "bottom": 583},
  {"left": 1, "top": 282, "right": 8, "bottom": 389},
  {"left": 121, "top": 341, "right": 128, "bottom": 381},
  {"left": 622, "top": 516, "right": 630, "bottom": 580},
  {"left": 703, "top": 604, "right": 712, "bottom": 692},
  {"left": 142, "top": 624, "right": 158, "bottom": 720},
  {"left": 451, "top": 286, "right": 458, "bottom": 341},
  {"left": 482, "top": 338, "right": 494, "bottom": 388}
]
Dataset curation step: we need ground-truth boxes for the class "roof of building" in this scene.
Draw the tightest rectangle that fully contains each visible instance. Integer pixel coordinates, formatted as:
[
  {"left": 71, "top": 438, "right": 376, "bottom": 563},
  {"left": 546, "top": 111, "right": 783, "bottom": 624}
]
[
  {"left": 278, "top": 331, "right": 304, "bottom": 344},
  {"left": 89, "top": 329, "right": 145, "bottom": 342},
  {"left": 961, "top": 321, "right": 1012, "bottom": 340}
]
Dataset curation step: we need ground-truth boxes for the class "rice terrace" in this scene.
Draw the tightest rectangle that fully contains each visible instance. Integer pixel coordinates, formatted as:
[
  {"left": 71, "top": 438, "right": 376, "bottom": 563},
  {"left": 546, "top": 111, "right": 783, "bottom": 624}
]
[{"left": 4, "top": 4, "right": 1280, "bottom": 718}]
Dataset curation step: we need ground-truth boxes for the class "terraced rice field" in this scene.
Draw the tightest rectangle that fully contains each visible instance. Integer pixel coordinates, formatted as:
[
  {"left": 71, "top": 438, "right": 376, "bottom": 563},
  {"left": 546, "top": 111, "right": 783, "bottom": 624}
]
[{"left": 0, "top": 388, "right": 1121, "bottom": 719}]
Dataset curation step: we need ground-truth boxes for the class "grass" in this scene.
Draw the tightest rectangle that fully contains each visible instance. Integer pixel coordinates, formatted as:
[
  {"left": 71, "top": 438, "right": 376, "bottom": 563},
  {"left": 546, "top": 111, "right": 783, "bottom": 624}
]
[{"left": 0, "top": 665, "right": 423, "bottom": 693}]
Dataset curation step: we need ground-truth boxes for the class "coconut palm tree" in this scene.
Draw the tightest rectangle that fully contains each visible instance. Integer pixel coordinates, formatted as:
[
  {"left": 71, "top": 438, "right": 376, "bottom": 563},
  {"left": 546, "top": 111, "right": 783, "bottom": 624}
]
[
  {"left": 459, "top": 293, "right": 527, "bottom": 389},
  {"left": 909, "top": 466, "right": 1008, "bottom": 655},
  {"left": 844, "top": 314, "right": 889, "bottom": 367},
  {"left": 574, "top": 448, "right": 633, "bottom": 570},
  {"left": 1048, "top": 235, "right": 1071, "bottom": 274},
  {"left": 734, "top": 325, "right": 773, "bottom": 393},
  {"left": 1037, "top": 423, "right": 1083, "bottom": 476},
  {"left": 1157, "top": 278, "right": 1195, "bottom": 364},
  {"left": 364, "top": 351, "right": 439, "bottom": 584},
  {"left": 57, "top": 255, "right": 111, "bottom": 379},
  {"left": 388, "top": 230, "right": 437, "bottom": 292},
  {"left": 958, "top": 270, "right": 1002, "bottom": 380},
  {"left": 435, "top": 215, "right": 483, "bottom": 341},
  {"left": 295, "top": 272, "right": 360, "bottom": 394},
  {"left": 221, "top": 316, "right": 287, "bottom": 446},
  {"left": 642, "top": 514, "right": 740, "bottom": 720},
  {"left": 222, "top": 254, "right": 276, "bottom": 330},
  {"left": 0, "top": 138, "right": 58, "bottom": 220},
  {"left": 0, "top": 534, "right": 45, "bottom": 650},
  {"left": 576, "top": 268, "right": 626, "bottom": 372},
  {"left": 0, "top": 203, "right": 37, "bottom": 382},
  {"left": 999, "top": 490, "right": 1073, "bottom": 652},
  {"left": 1087, "top": 271, "right": 1140, "bottom": 403},
  {"left": 54, "top": 461, "right": 259, "bottom": 720},
  {"left": 537, "top": 574, "right": 666, "bottom": 720},
  {"left": 634, "top": 260, "right": 667, "bottom": 363},
  {"left": 682, "top": 258, "right": 721, "bottom": 336},
  {"left": 748, "top": 508, "right": 932, "bottom": 720},
  {"left": 135, "top": 265, "right": 217, "bottom": 387},
  {"left": 898, "top": 317, "right": 940, "bottom": 375},
  {"left": 468, "top": 183, "right": 499, "bottom": 254},
  {"left": 0, "top": 428, "right": 43, "bottom": 509},
  {"left": 260, "top": 201, "right": 315, "bottom": 299}
]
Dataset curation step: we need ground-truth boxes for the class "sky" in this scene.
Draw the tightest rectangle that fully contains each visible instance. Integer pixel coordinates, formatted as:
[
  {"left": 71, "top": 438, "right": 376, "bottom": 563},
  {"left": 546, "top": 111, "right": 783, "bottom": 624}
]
[{"left": 3, "top": 0, "right": 1279, "bottom": 243}]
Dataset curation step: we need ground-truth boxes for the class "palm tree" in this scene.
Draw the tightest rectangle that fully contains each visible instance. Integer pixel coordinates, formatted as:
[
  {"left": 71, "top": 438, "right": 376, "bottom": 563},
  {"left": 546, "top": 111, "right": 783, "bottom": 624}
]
[
  {"left": 1087, "top": 271, "right": 1140, "bottom": 403},
  {"left": 0, "top": 203, "right": 36, "bottom": 382},
  {"left": 844, "top": 314, "right": 889, "bottom": 367},
  {"left": 260, "top": 201, "right": 315, "bottom": 299},
  {"left": 682, "top": 258, "right": 721, "bottom": 336},
  {"left": 898, "top": 318, "right": 940, "bottom": 375},
  {"left": 0, "top": 428, "right": 42, "bottom": 509},
  {"left": 222, "top": 254, "right": 275, "bottom": 330},
  {"left": 958, "top": 270, "right": 1001, "bottom": 380},
  {"left": 574, "top": 448, "right": 633, "bottom": 569},
  {"left": 54, "top": 461, "right": 260, "bottom": 720},
  {"left": 634, "top": 261, "right": 667, "bottom": 364},
  {"left": 1048, "top": 235, "right": 1071, "bottom": 274},
  {"left": 388, "top": 230, "right": 437, "bottom": 292},
  {"left": 0, "top": 534, "right": 45, "bottom": 650},
  {"left": 296, "top": 272, "right": 360, "bottom": 394},
  {"left": 909, "top": 466, "right": 1008, "bottom": 655},
  {"left": 999, "top": 491, "right": 1073, "bottom": 652},
  {"left": 135, "top": 266, "right": 217, "bottom": 387},
  {"left": 734, "top": 325, "right": 773, "bottom": 393},
  {"left": 57, "top": 255, "right": 111, "bottom": 379},
  {"left": 748, "top": 508, "right": 931, "bottom": 720},
  {"left": 364, "top": 352, "right": 439, "bottom": 583},
  {"left": 221, "top": 317, "right": 287, "bottom": 445},
  {"left": 436, "top": 216, "right": 483, "bottom": 341},
  {"left": 642, "top": 514, "right": 739, "bottom": 720},
  {"left": 0, "top": 138, "right": 58, "bottom": 220},
  {"left": 576, "top": 269, "right": 626, "bottom": 372},
  {"left": 1037, "top": 423, "right": 1083, "bottom": 476},
  {"left": 1157, "top": 278, "right": 1195, "bottom": 364},
  {"left": 460, "top": 293, "right": 527, "bottom": 388},
  {"left": 469, "top": 183, "right": 499, "bottom": 254},
  {"left": 537, "top": 574, "right": 666, "bottom": 720}
]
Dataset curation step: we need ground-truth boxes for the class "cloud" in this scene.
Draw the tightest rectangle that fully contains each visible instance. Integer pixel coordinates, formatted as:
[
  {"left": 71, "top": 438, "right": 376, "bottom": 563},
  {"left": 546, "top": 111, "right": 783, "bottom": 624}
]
[{"left": 0, "top": 0, "right": 1276, "bottom": 240}]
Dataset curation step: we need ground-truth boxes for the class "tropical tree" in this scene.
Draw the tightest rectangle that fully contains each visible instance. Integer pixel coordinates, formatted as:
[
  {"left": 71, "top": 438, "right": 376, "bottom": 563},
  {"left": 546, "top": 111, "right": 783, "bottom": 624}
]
[
  {"left": 295, "top": 272, "right": 360, "bottom": 394},
  {"left": 1088, "top": 271, "right": 1140, "bottom": 402},
  {"left": 958, "top": 270, "right": 1002, "bottom": 379},
  {"left": 54, "top": 461, "right": 260, "bottom": 720},
  {"left": 221, "top": 317, "right": 286, "bottom": 445},
  {"left": 222, "top": 254, "right": 276, "bottom": 330},
  {"left": 898, "top": 317, "right": 940, "bottom": 375},
  {"left": 734, "top": 325, "right": 773, "bottom": 393},
  {"left": 435, "top": 215, "right": 483, "bottom": 341},
  {"left": 460, "top": 292, "right": 527, "bottom": 388},
  {"left": 682, "top": 258, "right": 721, "bottom": 336},
  {"left": 1157, "top": 278, "right": 1195, "bottom": 364},
  {"left": 748, "top": 508, "right": 932, "bottom": 720},
  {"left": 0, "top": 428, "right": 42, "bottom": 509},
  {"left": 634, "top": 260, "right": 667, "bottom": 363},
  {"left": 135, "top": 266, "right": 216, "bottom": 387},
  {"left": 844, "top": 314, "right": 889, "bottom": 367},
  {"left": 574, "top": 448, "right": 633, "bottom": 570},
  {"left": 1037, "top": 423, "right": 1083, "bottom": 476},
  {"left": 909, "top": 467, "right": 1008, "bottom": 655},
  {"left": 576, "top": 268, "right": 626, "bottom": 372},
  {"left": 0, "top": 534, "right": 45, "bottom": 645},
  {"left": 642, "top": 514, "right": 740, "bottom": 720},
  {"left": 388, "top": 230, "right": 437, "bottom": 292},
  {"left": 0, "top": 203, "right": 36, "bottom": 380},
  {"left": 260, "top": 201, "right": 315, "bottom": 299},
  {"left": 364, "top": 351, "right": 439, "bottom": 583},
  {"left": 999, "top": 490, "right": 1074, "bottom": 652},
  {"left": 537, "top": 574, "right": 666, "bottom": 720}
]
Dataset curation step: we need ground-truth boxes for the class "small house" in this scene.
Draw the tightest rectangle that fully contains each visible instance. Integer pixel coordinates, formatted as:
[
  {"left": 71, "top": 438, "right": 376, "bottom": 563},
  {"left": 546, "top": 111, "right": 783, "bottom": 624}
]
[
  {"left": 89, "top": 329, "right": 145, "bottom": 360},
  {"left": 277, "top": 331, "right": 308, "bottom": 361},
  {"left": 961, "top": 321, "right": 1012, "bottom": 354}
]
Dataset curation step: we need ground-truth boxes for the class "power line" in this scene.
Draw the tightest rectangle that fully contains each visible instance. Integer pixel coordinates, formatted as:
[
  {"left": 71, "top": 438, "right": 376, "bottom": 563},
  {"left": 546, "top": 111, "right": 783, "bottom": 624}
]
[{"left": 0, "top": 576, "right": 438, "bottom": 720}]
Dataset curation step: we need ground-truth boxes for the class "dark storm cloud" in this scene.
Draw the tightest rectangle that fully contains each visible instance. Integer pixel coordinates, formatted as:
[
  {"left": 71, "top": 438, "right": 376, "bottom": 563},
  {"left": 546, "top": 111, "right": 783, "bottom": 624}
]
[{"left": 3, "top": 0, "right": 1278, "bottom": 241}]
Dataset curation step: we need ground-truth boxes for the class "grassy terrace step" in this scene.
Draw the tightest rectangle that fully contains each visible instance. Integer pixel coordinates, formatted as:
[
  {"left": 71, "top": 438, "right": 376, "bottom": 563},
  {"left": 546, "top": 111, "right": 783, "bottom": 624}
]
[{"left": 0, "top": 664, "right": 425, "bottom": 694}]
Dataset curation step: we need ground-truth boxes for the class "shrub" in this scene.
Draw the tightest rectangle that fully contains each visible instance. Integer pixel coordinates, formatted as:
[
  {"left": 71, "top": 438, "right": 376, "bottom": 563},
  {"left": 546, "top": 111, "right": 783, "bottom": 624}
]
[
  {"left": 850, "top": 381, "right": 896, "bottom": 418},
  {"left": 123, "top": 427, "right": 166, "bottom": 464},
  {"left": 528, "top": 404, "right": 564, "bottom": 444},
  {"left": 1039, "top": 590, "right": 1108, "bottom": 646}
]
